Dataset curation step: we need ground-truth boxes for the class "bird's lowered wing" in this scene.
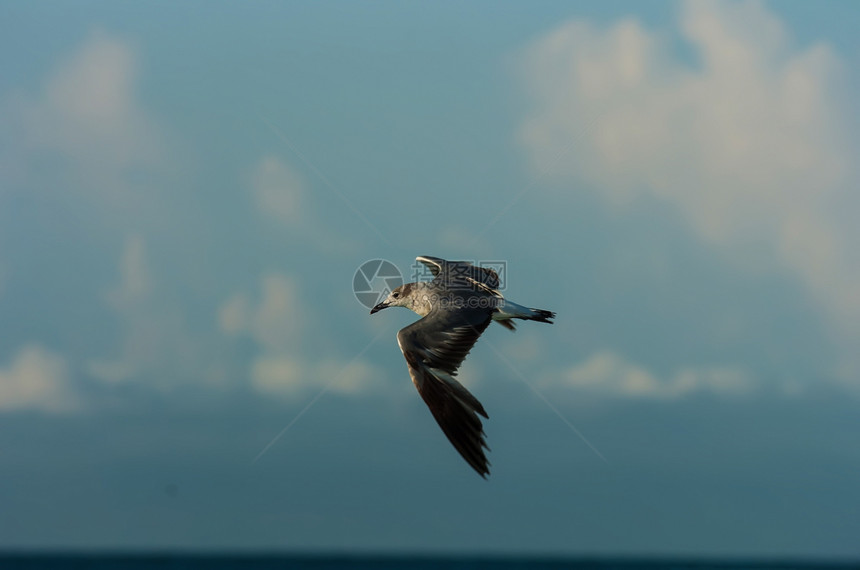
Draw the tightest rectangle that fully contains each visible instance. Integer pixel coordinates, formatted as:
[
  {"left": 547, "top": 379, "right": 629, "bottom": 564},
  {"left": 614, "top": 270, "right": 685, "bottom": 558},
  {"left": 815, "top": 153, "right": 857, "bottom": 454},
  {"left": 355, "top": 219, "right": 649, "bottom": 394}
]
[{"left": 396, "top": 306, "right": 493, "bottom": 477}]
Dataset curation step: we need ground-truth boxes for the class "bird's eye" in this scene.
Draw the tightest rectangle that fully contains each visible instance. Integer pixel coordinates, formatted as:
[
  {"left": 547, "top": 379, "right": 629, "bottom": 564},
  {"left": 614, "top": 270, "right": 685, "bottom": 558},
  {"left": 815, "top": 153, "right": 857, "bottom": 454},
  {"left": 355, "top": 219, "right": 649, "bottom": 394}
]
[{"left": 392, "top": 291, "right": 400, "bottom": 298}]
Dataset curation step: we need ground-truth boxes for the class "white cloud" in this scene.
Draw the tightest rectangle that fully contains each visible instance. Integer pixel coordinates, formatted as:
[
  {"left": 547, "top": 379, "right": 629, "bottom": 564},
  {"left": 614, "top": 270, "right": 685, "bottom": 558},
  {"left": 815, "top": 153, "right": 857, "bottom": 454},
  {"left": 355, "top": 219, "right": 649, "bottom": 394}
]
[
  {"left": 219, "top": 272, "right": 383, "bottom": 396},
  {"left": 89, "top": 236, "right": 212, "bottom": 387},
  {"left": 218, "top": 272, "right": 309, "bottom": 396},
  {"left": 519, "top": 1, "right": 860, "bottom": 340},
  {"left": 0, "top": 34, "right": 214, "bottom": 393},
  {"left": 251, "top": 356, "right": 305, "bottom": 396},
  {"left": 246, "top": 155, "right": 358, "bottom": 254},
  {"left": 247, "top": 352, "right": 383, "bottom": 398},
  {"left": 250, "top": 358, "right": 381, "bottom": 397},
  {"left": 219, "top": 273, "right": 305, "bottom": 352},
  {"left": 86, "top": 359, "right": 135, "bottom": 385},
  {"left": 89, "top": 236, "right": 155, "bottom": 383},
  {"left": 1, "top": 31, "right": 162, "bottom": 204},
  {"left": 558, "top": 350, "right": 752, "bottom": 399},
  {"left": 253, "top": 274, "right": 305, "bottom": 351},
  {"left": 251, "top": 155, "right": 306, "bottom": 226},
  {"left": 108, "top": 235, "right": 151, "bottom": 310},
  {"left": 315, "top": 359, "right": 382, "bottom": 395},
  {"left": 218, "top": 293, "right": 252, "bottom": 336},
  {"left": 0, "top": 346, "right": 77, "bottom": 413}
]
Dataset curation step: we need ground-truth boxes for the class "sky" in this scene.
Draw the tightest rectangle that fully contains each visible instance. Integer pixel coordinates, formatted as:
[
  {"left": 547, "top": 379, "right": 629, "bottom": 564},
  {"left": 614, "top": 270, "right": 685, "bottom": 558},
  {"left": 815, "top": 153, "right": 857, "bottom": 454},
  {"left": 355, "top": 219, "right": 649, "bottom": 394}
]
[{"left": 1, "top": 0, "right": 859, "bottom": 559}]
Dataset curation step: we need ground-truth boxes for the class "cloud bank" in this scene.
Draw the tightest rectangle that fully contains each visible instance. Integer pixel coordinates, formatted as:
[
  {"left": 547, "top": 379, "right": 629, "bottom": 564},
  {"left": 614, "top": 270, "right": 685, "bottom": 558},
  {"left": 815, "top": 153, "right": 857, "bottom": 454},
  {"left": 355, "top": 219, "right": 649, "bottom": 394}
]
[
  {"left": 219, "top": 272, "right": 383, "bottom": 397},
  {"left": 1, "top": 31, "right": 163, "bottom": 210},
  {"left": 0, "top": 346, "right": 76, "bottom": 412},
  {"left": 519, "top": 0, "right": 860, "bottom": 385},
  {"left": 555, "top": 350, "right": 752, "bottom": 399}
]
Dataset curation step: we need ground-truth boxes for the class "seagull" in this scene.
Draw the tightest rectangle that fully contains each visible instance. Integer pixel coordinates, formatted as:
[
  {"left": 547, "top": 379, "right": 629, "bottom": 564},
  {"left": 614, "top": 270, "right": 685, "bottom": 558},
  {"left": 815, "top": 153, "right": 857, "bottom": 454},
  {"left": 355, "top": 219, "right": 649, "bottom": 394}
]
[{"left": 370, "top": 255, "right": 555, "bottom": 477}]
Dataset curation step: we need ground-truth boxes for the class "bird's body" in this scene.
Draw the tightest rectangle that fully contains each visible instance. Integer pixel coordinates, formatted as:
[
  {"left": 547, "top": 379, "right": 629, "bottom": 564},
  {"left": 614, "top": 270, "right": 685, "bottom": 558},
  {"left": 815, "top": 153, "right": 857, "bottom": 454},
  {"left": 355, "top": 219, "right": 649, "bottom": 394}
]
[{"left": 370, "top": 256, "right": 555, "bottom": 477}]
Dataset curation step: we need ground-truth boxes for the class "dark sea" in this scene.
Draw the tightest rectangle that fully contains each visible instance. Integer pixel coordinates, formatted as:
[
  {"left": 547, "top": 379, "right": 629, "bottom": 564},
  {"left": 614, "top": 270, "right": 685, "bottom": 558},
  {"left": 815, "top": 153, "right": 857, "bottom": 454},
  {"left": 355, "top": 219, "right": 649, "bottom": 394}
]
[{"left": 0, "top": 554, "right": 857, "bottom": 570}]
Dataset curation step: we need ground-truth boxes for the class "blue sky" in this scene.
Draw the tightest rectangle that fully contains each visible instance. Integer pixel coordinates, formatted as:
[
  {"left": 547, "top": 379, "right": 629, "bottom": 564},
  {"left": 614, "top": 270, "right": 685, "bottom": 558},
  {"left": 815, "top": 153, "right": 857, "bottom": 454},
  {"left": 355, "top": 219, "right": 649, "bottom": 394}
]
[{"left": 1, "top": 0, "right": 859, "bottom": 558}]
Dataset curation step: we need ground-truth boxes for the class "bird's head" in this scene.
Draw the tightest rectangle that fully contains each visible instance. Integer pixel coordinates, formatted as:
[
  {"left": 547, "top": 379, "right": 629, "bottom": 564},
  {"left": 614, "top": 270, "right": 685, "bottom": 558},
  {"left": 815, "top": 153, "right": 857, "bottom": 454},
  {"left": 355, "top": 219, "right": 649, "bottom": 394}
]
[{"left": 370, "top": 283, "right": 412, "bottom": 314}]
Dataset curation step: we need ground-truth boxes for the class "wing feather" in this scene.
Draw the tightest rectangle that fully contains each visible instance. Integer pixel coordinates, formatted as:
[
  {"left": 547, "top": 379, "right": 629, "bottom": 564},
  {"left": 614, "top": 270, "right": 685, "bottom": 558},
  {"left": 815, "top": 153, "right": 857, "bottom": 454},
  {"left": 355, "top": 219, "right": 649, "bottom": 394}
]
[
  {"left": 397, "top": 307, "right": 492, "bottom": 476},
  {"left": 416, "top": 255, "right": 501, "bottom": 290}
]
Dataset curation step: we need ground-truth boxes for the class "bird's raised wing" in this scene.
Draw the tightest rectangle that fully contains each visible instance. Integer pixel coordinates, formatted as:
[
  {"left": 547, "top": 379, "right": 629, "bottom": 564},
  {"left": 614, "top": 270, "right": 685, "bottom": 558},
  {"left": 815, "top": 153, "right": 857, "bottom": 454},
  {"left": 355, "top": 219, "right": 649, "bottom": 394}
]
[
  {"left": 397, "top": 306, "right": 493, "bottom": 477},
  {"left": 416, "top": 255, "right": 501, "bottom": 290}
]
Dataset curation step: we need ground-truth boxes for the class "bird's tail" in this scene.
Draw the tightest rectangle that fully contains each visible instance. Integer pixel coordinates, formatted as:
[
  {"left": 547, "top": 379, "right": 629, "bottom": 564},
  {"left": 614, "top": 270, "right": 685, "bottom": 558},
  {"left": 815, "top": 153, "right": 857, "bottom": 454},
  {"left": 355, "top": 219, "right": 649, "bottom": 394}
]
[{"left": 493, "top": 300, "right": 555, "bottom": 330}]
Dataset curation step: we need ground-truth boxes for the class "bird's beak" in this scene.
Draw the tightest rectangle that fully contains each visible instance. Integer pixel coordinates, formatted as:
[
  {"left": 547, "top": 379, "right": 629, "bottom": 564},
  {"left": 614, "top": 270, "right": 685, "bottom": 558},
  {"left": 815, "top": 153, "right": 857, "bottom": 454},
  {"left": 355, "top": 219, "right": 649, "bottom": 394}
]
[{"left": 370, "top": 300, "right": 390, "bottom": 315}]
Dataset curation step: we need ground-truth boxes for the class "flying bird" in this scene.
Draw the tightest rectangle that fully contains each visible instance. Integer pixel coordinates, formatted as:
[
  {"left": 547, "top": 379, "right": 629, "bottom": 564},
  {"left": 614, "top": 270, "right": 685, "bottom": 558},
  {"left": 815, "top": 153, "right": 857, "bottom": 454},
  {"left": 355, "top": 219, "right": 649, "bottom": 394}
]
[{"left": 370, "top": 255, "right": 555, "bottom": 477}]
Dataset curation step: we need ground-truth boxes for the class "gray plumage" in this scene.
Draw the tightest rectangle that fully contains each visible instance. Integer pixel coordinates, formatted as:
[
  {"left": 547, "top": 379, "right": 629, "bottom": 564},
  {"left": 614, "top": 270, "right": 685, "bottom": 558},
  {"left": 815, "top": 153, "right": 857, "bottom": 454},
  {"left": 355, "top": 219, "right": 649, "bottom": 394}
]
[{"left": 370, "top": 256, "right": 555, "bottom": 477}]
